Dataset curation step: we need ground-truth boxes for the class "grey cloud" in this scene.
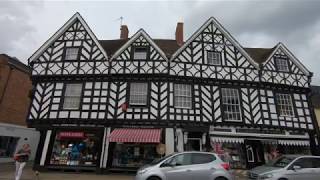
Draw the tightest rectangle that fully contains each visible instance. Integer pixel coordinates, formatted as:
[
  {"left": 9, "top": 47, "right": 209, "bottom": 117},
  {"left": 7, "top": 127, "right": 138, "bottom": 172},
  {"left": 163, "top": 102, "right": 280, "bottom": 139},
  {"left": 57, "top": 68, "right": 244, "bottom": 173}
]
[{"left": 0, "top": 1, "right": 42, "bottom": 60}]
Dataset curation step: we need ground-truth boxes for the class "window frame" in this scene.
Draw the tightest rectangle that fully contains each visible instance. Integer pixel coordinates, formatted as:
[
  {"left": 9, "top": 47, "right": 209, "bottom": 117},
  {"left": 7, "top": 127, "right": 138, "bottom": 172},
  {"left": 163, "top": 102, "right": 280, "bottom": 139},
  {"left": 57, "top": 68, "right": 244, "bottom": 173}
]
[
  {"left": 64, "top": 47, "right": 81, "bottom": 61},
  {"left": 275, "top": 57, "right": 290, "bottom": 72},
  {"left": 128, "top": 82, "right": 149, "bottom": 106},
  {"left": 206, "top": 50, "right": 222, "bottom": 65},
  {"left": 173, "top": 83, "right": 193, "bottom": 109},
  {"left": 61, "top": 83, "right": 83, "bottom": 110},
  {"left": 221, "top": 87, "right": 243, "bottom": 122},
  {"left": 275, "top": 93, "right": 295, "bottom": 118},
  {"left": 133, "top": 46, "right": 148, "bottom": 60}
]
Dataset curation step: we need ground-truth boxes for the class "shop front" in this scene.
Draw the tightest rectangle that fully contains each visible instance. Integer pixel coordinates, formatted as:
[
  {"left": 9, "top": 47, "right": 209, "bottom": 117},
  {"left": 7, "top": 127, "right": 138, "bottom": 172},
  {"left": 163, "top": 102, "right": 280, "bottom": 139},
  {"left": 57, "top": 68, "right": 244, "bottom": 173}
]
[
  {"left": 107, "top": 128, "right": 165, "bottom": 169},
  {"left": 209, "top": 128, "right": 311, "bottom": 169},
  {"left": 44, "top": 129, "right": 103, "bottom": 171}
]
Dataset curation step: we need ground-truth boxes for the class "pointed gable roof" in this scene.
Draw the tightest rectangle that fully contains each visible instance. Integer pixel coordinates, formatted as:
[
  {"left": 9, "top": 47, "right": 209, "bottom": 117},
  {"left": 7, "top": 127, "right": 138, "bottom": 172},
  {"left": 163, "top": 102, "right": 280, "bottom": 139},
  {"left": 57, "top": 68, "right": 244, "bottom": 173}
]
[
  {"left": 28, "top": 12, "right": 108, "bottom": 63},
  {"left": 263, "top": 42, "right": 311, "bottom": 76},
  {"left": 170, "top": 17, "right": 260, "bottom": 69},
  {"left": 110, "top": 29, "right": 169, "bottom": 61}
]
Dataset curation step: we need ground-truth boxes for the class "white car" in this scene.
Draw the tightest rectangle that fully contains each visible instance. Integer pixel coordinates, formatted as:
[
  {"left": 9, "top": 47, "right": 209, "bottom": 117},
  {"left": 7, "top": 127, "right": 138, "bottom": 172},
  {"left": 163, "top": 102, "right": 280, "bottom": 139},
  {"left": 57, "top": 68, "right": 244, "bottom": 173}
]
[
  {"left": 135, "top": 151, "right": 234, "bottom": 180},
  {"left": 248, "top": 155, "right": 320, "bottom": 180}
]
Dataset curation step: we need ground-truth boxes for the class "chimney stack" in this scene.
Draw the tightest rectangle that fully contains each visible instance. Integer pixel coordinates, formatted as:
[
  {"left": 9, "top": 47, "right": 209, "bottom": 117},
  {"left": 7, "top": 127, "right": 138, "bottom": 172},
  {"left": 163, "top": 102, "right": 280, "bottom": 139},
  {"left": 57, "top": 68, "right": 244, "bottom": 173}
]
[
  {"left": 120, "top": 25, "right": 129, "bottom": 39},
  {"left": 175, "top": 22, "right": 184, "bottom": 46}
]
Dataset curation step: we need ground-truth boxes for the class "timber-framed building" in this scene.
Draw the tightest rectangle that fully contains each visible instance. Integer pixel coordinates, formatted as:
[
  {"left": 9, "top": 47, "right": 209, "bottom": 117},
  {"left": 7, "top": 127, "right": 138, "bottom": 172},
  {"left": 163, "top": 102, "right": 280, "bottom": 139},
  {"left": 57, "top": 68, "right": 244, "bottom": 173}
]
[{"left": 27, "top": 13, "right": 319, "bottom": 171}]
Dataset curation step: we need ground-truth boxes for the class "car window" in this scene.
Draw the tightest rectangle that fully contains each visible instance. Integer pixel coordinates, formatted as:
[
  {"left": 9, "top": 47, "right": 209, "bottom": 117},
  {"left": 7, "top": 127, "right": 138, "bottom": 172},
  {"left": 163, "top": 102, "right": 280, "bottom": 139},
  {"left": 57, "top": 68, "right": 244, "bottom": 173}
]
[
  {"left": 192, "top": 153, "right": 216, "bottom": 164},
  {"left": 168, "top": 153, "right": 192, "bottom": 166},
  {"left": 311, "top": 158, "right": 320, "bottom": 168},
  {"left": 292, "top": 158, "right": 313, "bottom": 169},
  {"left": 272, "top": 156, "right": 295, "bottom": 168}
]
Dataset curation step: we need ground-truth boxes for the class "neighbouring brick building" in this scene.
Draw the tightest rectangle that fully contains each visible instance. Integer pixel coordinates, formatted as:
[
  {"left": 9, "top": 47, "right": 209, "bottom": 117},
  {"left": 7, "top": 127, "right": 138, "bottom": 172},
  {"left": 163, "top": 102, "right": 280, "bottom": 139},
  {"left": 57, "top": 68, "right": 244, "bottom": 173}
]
[{"left": 0, "top": 54, "right": 39, "bottom": 163}]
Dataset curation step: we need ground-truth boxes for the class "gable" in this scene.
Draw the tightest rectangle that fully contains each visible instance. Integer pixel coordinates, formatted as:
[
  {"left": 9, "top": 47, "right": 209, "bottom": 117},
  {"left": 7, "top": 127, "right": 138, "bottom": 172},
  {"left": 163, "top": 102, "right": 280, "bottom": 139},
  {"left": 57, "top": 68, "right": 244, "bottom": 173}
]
[
  {"left": 171, "top": 17, "right": 259, "bottom": 69},
  {"left": 30, "top": 13, "right": 108, "bottom": 75},
  {"left": 110, "top": 29, "right": 168, "bottom": 74},
  {"left": 263, "top": 43, "right": 310, "bottom": 75},
  {"left": 261, "top": 43, "right": 311, "bottom": 87}
]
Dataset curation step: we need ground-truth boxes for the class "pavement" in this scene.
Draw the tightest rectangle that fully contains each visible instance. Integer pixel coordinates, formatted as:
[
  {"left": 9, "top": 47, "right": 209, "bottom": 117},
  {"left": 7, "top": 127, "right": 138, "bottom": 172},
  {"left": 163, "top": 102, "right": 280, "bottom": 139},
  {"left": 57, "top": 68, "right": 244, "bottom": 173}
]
[{"left": 0, "top": 162, "right": 248, "bottom": 180}]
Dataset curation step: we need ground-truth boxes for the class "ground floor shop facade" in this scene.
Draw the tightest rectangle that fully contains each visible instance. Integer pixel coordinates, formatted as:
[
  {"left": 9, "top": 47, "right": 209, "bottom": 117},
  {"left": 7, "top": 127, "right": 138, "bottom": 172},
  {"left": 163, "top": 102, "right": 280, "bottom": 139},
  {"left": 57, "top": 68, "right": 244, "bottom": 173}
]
[{"left": 33, "top": 125, "right": 317, "bottom": 172}]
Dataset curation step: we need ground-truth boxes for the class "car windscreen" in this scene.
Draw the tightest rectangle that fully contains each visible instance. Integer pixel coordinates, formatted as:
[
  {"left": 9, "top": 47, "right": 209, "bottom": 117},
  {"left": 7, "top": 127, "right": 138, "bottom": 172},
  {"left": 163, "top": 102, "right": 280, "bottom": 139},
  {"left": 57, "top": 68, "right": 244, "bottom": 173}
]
[{"left": 271, "top": 156, "right": 296, "bottom": 168}]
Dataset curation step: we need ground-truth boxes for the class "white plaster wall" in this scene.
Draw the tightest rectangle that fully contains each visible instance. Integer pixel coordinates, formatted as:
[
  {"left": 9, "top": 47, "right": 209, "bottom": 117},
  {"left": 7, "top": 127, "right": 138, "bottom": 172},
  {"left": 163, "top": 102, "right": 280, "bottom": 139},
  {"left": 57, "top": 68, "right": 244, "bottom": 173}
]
[
  {"left": 0, "top": 123, "right": 40, "bottom": 163},
  {"left": 165, "top": 128, "right": 174, "bottom": 155},
  {"left": 176, "top": 128, "right": 184, "bottom": 152}
]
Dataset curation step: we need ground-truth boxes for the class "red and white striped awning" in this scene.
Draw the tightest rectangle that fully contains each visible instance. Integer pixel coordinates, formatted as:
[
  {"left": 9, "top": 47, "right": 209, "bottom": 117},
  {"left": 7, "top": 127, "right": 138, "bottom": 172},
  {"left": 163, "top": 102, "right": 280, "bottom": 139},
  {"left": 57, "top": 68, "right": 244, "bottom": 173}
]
[{"left": 109, "top": 128, "right": 161, "bottom": 143}]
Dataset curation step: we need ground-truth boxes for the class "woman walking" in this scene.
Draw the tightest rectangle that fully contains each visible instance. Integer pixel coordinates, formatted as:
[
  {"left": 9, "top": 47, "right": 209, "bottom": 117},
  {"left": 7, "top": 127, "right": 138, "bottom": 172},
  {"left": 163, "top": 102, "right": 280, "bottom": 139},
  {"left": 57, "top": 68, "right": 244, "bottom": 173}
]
[{"left": 14, "top": 144, "right": 31, "bottom": 180}]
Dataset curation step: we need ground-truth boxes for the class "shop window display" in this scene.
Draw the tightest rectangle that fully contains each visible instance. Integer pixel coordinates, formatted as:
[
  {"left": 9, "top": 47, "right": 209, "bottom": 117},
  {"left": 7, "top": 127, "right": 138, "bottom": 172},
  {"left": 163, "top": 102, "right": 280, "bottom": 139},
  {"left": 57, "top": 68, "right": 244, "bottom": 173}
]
[
  {"left": 210, "top": 142, "right": 246, "bottom": 169},
  {"left": 50, "top": 131, "right": 99, "bottom": 166},
  {"left": 112, "top": 143, "right": 161, "bottom": 168}
]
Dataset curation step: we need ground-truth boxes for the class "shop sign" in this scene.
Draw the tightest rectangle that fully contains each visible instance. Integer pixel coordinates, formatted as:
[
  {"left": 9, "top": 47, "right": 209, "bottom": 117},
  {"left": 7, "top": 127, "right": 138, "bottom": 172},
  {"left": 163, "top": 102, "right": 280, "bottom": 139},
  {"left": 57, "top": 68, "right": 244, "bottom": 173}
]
[{"left": 59, "top": 132, "right": 85, "bottom": 139}]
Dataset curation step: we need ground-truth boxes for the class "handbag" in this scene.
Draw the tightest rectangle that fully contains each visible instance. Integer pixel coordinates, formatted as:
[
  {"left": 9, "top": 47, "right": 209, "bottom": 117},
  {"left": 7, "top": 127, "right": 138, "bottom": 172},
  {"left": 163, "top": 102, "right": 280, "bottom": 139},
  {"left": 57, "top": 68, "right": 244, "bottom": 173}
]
[{"left": 14, "top": 155, "right": 19, "bottom": 161}]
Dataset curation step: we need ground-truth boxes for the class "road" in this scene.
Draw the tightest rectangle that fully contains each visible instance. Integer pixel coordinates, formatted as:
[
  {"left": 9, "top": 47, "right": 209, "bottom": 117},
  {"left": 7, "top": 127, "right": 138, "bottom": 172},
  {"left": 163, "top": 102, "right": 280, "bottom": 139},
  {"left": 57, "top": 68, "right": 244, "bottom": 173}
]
[{"left": 0, "top": 163, "right": 247, "bottom": 180}]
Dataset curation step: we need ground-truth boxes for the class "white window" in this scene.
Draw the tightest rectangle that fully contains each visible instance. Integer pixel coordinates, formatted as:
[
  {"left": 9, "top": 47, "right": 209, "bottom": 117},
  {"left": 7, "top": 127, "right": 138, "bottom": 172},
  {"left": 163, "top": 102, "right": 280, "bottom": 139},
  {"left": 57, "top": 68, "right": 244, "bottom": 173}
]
[
  {"left": 65, "top": 47, "right": 79, "bottom": 60},
  {"left": 207, "top": 51, "right": 221, "bottom": 65},
  {"left": 221, "top": 88, "right": 242, "bottom": 122},
  {"left": 276, "top": 93, "right": 295, "bottom": 117},
  {"left": 275, "top": 58, "right": 289, "bottom": 72},
  {"left": 63, "top": 84, "right": 82, "bottom": 109},
  {"left": 130, "top": 83, "right": 148, "bottom": 105},
  {"left": 174, "top": 84, "right": 192, "bottom": 108},
  {"left": 133, "top": 47, "right": 147, "bottom": 60}
]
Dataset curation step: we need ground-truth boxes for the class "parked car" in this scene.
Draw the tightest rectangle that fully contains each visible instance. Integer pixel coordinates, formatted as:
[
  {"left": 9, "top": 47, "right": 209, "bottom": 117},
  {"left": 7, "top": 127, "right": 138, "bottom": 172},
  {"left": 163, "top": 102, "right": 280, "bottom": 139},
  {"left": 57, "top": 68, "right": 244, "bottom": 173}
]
[
  {"left": 248, "top": 155, "right": 320, "bottom": 180},
  {"left": 135, "top": 151, "right": 234, "bottom": 180}
]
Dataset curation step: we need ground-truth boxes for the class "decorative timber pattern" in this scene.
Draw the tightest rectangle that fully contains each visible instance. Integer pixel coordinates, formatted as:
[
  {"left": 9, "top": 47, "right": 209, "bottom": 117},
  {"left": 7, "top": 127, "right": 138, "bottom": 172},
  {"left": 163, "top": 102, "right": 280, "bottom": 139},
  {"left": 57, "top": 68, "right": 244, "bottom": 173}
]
[
  {"left": 29, "top": 83, "right": 54, "bottom": 120},
  {"left": 110, "top": 32, "right": 168, "bottom": 74},
  {"left": 30, "top": 18, "right": 108, "bottom": 76},
  {"left": 170, "top": 19, "right": 259, "bottom": 82},
  {"left": 105, "top": 81, "right": 169, "bottom": 123},
  {"left": 261, "top": 46, "right": 310, "bottom": 87}
]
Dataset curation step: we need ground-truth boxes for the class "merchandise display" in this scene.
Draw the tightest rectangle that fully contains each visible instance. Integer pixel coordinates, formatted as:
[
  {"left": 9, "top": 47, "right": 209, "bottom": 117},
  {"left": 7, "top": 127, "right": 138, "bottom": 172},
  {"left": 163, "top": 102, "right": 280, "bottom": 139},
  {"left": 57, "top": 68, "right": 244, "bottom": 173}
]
[
  {"left": 50, "top": 131, "right": 98, "bottom": 166},
  {"left": 112, "top": 143, "right": 161, "bottom": 168}
]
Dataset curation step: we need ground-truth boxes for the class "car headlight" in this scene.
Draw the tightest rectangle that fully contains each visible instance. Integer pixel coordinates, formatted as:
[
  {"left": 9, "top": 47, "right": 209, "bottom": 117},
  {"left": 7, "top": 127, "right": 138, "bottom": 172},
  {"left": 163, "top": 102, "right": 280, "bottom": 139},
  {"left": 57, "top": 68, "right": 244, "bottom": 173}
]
[
  {"left": 137, "top": 169, "right": 148, "bottom": 175},
  {"left": 259, "top": 173, "right": 274, "bottom": 179}
]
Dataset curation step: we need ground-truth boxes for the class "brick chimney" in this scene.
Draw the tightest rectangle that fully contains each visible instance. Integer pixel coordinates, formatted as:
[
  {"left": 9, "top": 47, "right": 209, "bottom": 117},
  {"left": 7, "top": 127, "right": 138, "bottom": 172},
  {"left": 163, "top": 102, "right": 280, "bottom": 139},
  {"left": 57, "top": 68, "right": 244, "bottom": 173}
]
[
  {"left": 120, "top": 25, "right": 129, "bottom": 39},
  {"left": 175, "top": 22, "right": 184, "bottom": 46}
]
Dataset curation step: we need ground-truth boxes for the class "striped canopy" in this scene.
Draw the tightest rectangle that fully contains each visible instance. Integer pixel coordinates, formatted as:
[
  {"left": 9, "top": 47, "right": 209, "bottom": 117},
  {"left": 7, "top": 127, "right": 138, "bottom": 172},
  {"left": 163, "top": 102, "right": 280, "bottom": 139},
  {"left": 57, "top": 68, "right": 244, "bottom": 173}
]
[{"left": 109, "top": 128, "right": 161, "bottom": 143}]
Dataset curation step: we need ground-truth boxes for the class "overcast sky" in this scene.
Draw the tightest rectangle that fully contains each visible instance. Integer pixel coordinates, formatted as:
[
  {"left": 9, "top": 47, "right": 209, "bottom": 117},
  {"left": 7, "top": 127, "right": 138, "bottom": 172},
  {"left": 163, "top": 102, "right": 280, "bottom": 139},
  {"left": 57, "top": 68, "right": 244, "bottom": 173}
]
[{"left": 1, "top": 0, "right": 320, "bottom": 85}]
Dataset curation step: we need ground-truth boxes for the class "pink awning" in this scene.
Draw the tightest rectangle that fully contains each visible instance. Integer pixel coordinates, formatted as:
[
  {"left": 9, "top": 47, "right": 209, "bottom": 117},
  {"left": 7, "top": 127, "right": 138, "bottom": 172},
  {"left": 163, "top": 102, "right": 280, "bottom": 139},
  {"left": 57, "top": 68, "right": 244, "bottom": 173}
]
[{"left": 109, "top": 128, "right": 161, "bottom": 143}]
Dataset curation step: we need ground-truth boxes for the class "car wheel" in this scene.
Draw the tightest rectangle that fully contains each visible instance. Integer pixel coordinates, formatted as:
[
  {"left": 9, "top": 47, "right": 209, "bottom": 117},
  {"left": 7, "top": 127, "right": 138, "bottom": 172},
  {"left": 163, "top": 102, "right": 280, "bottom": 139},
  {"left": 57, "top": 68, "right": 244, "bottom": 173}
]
[
  {"left": 215, "top": 177, "right": 227, "bottom": 180},
  {"left": 147, "top": 176, "right": 161, "bottom": 180},
  {"left": 278, "top": 178, "right": 288, "bottom": 180}
]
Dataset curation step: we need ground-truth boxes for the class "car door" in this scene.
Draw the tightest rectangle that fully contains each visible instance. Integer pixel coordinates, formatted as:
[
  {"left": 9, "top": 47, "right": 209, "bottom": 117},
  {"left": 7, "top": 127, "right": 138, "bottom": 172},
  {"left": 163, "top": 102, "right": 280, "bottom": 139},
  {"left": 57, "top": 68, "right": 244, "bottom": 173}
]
[
  {"left": 189, "top": 153, "right": 217, "bottom": 180},
  {"left": 160, "top": 153, "right": 193, "bottom": 180},
  {"left": 285, "top": 157, "right": 316, "bottom": 180},
  {"left": 309, "top": 157, "right": 320, "bottom": 180}
]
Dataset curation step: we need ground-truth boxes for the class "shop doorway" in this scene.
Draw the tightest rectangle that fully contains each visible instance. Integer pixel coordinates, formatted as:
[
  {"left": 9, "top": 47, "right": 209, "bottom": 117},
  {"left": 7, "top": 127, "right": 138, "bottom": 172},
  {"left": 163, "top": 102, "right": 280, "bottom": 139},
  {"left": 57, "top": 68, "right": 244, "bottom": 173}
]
[
  {"left": 244, "top": 140, "right": 265, "bottom": 169},
  {"left": 185, "top": 138, "right": 202, "bottom": 151}
]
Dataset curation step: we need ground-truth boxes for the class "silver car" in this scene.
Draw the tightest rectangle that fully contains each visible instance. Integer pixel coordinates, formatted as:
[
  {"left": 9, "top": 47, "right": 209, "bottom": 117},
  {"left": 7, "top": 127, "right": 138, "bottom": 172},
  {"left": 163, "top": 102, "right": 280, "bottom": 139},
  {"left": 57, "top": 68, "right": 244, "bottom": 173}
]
[
  {"left": 135, "top": 151, "right": 234, "bottom": 180},
  {"left": 248, "top": 155, "right": 320, "bottom": 180}
]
